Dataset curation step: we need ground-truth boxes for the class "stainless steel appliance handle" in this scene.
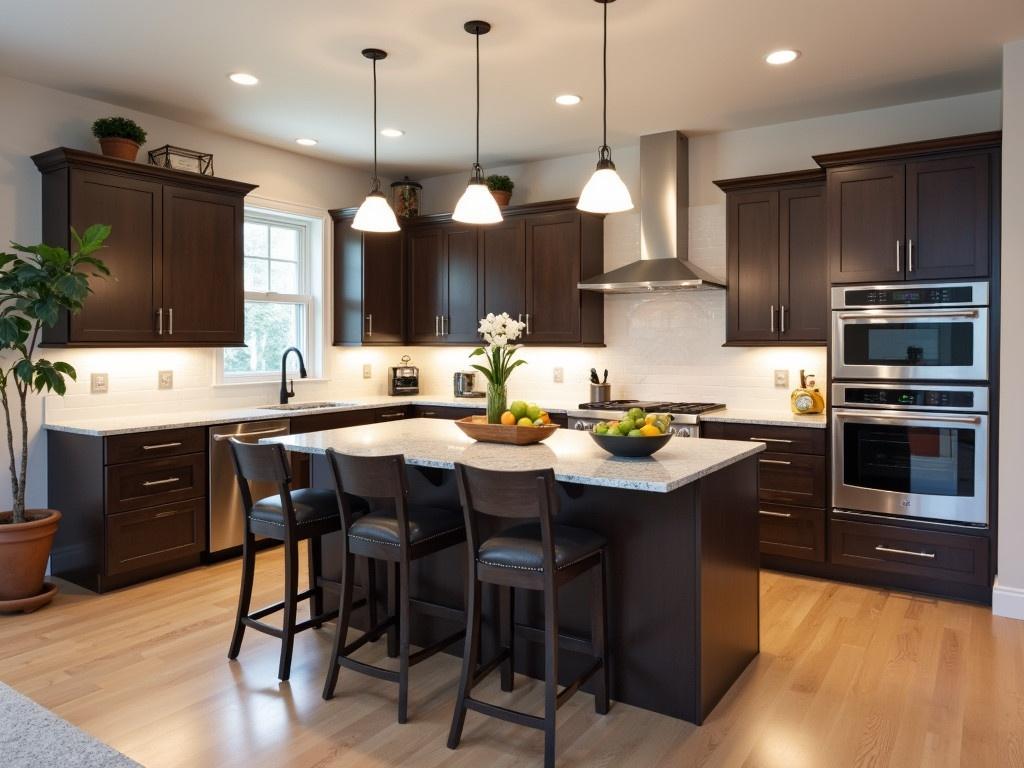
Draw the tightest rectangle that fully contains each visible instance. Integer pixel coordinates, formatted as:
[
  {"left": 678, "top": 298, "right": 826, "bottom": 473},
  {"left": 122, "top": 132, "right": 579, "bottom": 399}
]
[
  {"left": 157, "top": 308, "right": 163, "bottom": 336},
  {"left": 142, "top": 441, "right": 182, "bottom": 451},
  {"left": 759, "top": 510, "right": 793, "bottom": 519},
  {"left": 769, "top": 304, "right": 775, "bottom": 333},
  {"left": 875, "top": 544, "right": 935, "bottom": 560},
  {"left": 896, "top": 240, "right": 901, "bottom": 272},
  {"left": 759, "top": 458, "right": 792, "bottom": 466},
  {"left": 212, "top": 426, "right": 289, "bottom": 442},
  {"left": 749, "top": 437, "right": 793, "bottom": 444},
  {"left": 143, "top": 476, "right": 180, "bottom": 487},
  {"left": 366, "top": 313, "right": 373, "bottom": 337},
  {"left": 836, "top": 309, "right": 980, "bottom": 320},
  {"left": 168, "top": 307, "right": 174, "bottom": 335},
  {"left": 780, "top": 305, "right": 786, "bottom": 334},
  {"left": 908, "top": 239, "right": 914, "bottom": 273},
  {"left": 834, "top": 410, "right": 981, "bottom": 425}
]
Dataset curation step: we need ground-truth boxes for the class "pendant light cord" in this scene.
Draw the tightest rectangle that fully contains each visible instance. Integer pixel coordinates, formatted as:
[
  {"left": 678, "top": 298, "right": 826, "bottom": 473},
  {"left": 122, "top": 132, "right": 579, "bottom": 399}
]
[
  {"left": 371, "top": 56, "right": 380, "bottom": 193},
  {"left": 602, "top": 0, "right": 608, "bottom": 155},
  {"left": 473, "top": 29, "right": 482, "bottom": 180}
]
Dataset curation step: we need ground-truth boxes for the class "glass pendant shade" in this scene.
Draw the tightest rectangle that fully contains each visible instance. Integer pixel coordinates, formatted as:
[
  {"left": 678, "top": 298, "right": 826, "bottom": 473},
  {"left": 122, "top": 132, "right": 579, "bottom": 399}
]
[
  {"left": 353, "top": 190, "right": 400, "bottom": 232},
  {"left": 453, "top": 180, "right": 503, "bottom": 224},
  {"left": 578, "top": 162, "right": 633, "bottom": 214}
]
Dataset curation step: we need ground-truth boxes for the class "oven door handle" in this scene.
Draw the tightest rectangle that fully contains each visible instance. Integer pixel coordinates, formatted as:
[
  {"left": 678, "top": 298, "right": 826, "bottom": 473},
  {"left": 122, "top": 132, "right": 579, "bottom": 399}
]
[
  {"left": 833, "top": 410, "right": 982, "bottom": 426},
  {"left": 836, "top": 309, "right": 980, "bottom": 321}
]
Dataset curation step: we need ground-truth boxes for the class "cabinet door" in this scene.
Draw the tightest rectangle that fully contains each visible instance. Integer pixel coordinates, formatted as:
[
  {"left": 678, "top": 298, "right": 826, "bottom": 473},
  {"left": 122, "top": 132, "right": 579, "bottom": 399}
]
[
  {"left": 407, "top": 227, "right": 447, "bottom": 342},
  {"left": 443, "top": 224, "right": 481, "bottom": 344},
  {"left": 332, "top": 218, "right": 364, "bottom": 345},
  {"left": 68, "top": 170, "right": 162, "bottom": 343},
  {"left": 827, "top": 163, "right": 906, "bottom": 284},
  {"left": 524, "top": 211, "right": 582, "bottom": 343},
  {"left": 480, "top": 218, "right": 526, "bottom": 320},
  {"left": 779, "top": 184, "right": 827, "bottom": 342},
  {"left": 161, "top": 185, "right": 244, "bottom": 344},
  {"left": 362, "top": 231, "right": 405, "bottom": 343},
  {"left": 906, "top": 153, "right": 991, "bottom": 280},
  {"left": 726, "top": 190, "right": 779, "bottom": 342}
]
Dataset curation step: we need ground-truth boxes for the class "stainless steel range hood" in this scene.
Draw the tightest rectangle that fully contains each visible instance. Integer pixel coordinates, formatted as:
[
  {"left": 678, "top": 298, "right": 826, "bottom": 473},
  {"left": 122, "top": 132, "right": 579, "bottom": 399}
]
[{"left": 578, "top": 131, "right": 725, "bottom": 293}]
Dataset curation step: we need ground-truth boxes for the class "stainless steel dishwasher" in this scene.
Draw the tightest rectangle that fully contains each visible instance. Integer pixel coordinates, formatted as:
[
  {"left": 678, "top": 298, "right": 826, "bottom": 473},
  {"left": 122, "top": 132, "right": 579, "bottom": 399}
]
[{"left": 208, "top": 419, "right": 290, "bottom": 555}]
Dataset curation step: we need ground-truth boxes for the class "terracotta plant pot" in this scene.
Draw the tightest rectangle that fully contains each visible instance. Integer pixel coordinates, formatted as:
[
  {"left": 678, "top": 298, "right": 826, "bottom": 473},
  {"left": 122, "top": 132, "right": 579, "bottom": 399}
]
[
  {"left": 98, "top": 137, "right": 140, "bottom": 162},
  {"left": 490, "top": 189, "right": 512, "bottom": 207},
  {"left": 0, "top": 509, "right": 61, "bottom": 613}
]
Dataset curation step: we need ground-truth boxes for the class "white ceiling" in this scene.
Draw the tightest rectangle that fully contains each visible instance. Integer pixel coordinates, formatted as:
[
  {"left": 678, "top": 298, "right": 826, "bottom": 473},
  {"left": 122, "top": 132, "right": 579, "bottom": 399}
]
[{"left": 2, "top": 0, "right": 1022, "bottom": 176}]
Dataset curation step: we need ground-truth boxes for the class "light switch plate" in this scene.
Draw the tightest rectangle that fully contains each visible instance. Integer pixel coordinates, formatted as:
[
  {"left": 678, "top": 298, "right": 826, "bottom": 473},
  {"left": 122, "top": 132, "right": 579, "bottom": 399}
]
[
  {"left": 158, "top": 370, "right": 173, "bottom": 390},
  {"left": 90, "top": 373, "right": 108, "bottom": 394},
  {"left": 553, "top": 367, "right": 564, "bottom": 383},
  {"left": 774, "top": 369, "right": 790, "bottom": 388},
  {"left": 363, "top": 364, "right": 372, "bottom": 379}
]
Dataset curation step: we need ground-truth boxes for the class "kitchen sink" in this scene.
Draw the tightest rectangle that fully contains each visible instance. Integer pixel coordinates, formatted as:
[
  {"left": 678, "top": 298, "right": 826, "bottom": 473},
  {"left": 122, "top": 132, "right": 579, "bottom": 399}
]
[{"left": 257, "top": 401, "right": 354, "bottom": 412}]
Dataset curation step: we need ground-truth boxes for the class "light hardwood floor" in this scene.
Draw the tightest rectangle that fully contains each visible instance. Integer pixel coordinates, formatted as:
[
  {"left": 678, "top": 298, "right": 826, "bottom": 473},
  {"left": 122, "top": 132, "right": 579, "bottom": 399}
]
[{"left": 1, "top": 547, "right": 1022, "bottom": 768}]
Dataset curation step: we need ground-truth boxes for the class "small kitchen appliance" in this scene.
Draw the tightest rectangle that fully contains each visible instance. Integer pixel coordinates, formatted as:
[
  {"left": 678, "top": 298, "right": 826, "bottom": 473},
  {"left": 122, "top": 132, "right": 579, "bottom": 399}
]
[
  {"left": 791, "top": 370, "right": 825, "bottom": 414},
  {"left": 453, "top": 371, "right": 484, "bottom": 398},
  {"left": 388, "top": 355, "right": 419, "bottom": 395}
]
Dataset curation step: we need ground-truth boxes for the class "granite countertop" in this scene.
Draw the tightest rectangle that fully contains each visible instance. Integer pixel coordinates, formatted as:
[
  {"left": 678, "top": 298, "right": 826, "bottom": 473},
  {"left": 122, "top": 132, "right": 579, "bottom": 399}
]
[
  {"left": 263, "top": 417, "right": 765, "bottom": 493},
  {"left": 700, "top": 408, "right": 827, "bottom": 429}
]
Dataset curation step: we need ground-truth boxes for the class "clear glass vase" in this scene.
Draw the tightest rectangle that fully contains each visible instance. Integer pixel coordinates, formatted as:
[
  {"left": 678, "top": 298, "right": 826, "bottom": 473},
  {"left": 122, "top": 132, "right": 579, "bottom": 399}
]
[{"left": 486, "top": 383, "right": 508, "bottom": 424}]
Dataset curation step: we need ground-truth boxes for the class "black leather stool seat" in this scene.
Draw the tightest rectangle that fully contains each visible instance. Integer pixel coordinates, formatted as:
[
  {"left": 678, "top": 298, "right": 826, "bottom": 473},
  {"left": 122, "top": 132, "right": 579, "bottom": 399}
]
[
  {"left": 348, "top": 505, "right": 464, "bottom": 547},
  {"left": 477, "top": 523, "right": 606, "bottom": 572},
  {"left": 250, "top": 488, "right": 342, "bottom": 528}
]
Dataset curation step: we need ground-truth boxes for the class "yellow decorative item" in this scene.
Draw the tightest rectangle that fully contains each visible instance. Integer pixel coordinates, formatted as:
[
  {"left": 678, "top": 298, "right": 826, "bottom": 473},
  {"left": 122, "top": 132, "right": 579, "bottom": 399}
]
[{"left": 791, "top": 370, "right": 825, "bottom": 414}]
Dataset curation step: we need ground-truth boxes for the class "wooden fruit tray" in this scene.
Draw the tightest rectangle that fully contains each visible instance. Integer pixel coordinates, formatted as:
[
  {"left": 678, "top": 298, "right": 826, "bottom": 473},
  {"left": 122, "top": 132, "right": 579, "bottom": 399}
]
[{"left": 454, "top": 415, "right": 559, "bottom": 445}]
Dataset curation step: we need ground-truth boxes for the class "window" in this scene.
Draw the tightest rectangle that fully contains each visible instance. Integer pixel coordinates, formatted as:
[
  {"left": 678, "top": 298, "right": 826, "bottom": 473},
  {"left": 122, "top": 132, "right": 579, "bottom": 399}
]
[{"left": 221, "top": 208, "right": 320, "bottom": 380}]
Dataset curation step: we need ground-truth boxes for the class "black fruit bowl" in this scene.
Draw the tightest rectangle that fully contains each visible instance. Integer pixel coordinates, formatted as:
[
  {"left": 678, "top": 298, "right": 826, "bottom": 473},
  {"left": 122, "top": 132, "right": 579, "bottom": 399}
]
[{"left": 589, "top": 431, "right": 672, "bottom": 458}]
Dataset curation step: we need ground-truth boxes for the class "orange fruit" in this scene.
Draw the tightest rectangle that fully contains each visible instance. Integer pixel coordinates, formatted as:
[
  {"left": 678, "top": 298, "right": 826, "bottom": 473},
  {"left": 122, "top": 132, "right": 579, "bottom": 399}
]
[
  {"left": 500, "top": 411, "right": 516, "bottom": 426},
  {"left": 540, "top": 412, "right": 551, "bottom": 425},
  {"left": 639, "top": 424, "right": 662, "bottom": 437}
]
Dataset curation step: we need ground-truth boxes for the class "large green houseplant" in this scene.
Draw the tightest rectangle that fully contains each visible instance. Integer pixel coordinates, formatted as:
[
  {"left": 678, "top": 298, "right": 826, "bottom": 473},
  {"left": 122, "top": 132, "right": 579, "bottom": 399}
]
[{"left": 0, "top": 224, "right": 110, "bottom": 612}]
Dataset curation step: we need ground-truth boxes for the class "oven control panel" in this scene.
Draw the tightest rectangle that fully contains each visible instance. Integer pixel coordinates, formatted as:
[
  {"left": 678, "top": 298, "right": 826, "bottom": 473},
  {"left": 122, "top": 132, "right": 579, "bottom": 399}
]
[
  {"left": 832, "top": 383, "right": 988, "bottom": 413},
  {"left": 832, "top": 281, "right": 988, "bottom": 310}
]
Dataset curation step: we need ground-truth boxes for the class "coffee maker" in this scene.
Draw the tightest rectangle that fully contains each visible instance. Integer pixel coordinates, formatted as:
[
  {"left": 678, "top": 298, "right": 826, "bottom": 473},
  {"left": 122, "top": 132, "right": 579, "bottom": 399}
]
[
  {"left": 388, "top": 355, "right": 419, "bottom": 396},
  {"left": 453, "top": 371, "right": 483, "bottom": 398}
]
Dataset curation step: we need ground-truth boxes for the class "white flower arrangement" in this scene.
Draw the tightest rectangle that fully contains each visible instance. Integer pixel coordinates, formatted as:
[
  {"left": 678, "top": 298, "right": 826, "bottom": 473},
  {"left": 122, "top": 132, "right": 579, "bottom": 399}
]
[{"left": 470, "top": 312, "right": 527, "bottom": 386}]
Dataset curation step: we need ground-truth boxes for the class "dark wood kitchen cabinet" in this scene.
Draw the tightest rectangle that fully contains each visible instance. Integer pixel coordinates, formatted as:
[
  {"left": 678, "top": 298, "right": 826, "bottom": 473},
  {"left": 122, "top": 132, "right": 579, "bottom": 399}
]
[
  {"left": 814, "top": 132, "right": 999, "bottom": 284},
  {"left": 330, "top": 211, "right": 405, "bottom": 345},
  {"left": 404, "top": 222, "right": 479, "bottom": 344},
  {"left": 715, "top": 170, "right": 827, "bottom": 345},
  {"left": 479, "top": 217, "right": 527, "bottom": 319},
  {"left": 33, "top": 148, "right": 257, "bottom": 346}
]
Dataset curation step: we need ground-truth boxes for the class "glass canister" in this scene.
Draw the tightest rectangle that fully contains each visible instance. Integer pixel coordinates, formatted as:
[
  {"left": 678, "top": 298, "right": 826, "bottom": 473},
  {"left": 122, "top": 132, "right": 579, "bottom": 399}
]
[{"left": 390, "top": 176, "right": 422, "bottom": 219}]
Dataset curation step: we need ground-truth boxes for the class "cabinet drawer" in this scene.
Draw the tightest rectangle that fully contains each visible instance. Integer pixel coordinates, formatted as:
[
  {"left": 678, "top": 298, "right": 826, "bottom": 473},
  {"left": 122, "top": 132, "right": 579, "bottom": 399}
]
[
  {"left": 758, "top": 452, "right": 826, "bottom": 507},
  {"left": 106, "top": 498, "right": 204, "bottom": 576},
  {"left": 701, "top": 422, "right": 825, "bottom": 455},
  {"left": 106, "top": 427, "right": 206, "bottom": 465},
  {"left": 106, "top": 453, "right": 206, "bottom": 514},
  {"left": 830, "top": 518, "right": 989, "bottom": 586},
  {"left": 373, "top": 406, "right": 410, "bottom": 423},
  {"left": 758, "top": 504, "right": 825, "bottom": 562},
  {"left": 411, "top": 405, "right": 481, "bottom": 420},
  {"left": 290, "top": 409, "right": 375, "bottom": 434}
]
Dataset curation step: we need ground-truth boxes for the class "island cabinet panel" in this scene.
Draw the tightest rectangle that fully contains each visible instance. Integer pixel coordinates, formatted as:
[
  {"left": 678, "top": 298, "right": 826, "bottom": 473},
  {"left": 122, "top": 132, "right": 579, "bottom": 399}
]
[{"left": 33, "top": 147, "right": 257, "bottom": 346}]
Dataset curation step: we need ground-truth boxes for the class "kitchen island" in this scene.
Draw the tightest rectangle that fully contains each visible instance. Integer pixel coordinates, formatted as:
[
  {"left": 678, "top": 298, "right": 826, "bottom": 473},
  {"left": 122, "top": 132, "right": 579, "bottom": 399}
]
[{"left": 266, "top": 419, "right": 764, "bottom": 724}]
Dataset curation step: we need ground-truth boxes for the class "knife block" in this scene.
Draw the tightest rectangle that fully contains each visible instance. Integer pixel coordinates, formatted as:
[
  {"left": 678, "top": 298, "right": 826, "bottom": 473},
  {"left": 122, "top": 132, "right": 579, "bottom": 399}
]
[{"left": 589, "top": 383, "right": 611, "bottom": 402}]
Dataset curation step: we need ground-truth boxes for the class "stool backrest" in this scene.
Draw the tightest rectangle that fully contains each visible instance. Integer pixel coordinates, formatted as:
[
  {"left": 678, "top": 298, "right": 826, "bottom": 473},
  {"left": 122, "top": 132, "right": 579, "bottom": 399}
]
[
  {"left": 227, "top": 438, "right": 294, "bottom": 517},
  {"left": 325, "top": 449, "right": 410, "bottom": 537}
]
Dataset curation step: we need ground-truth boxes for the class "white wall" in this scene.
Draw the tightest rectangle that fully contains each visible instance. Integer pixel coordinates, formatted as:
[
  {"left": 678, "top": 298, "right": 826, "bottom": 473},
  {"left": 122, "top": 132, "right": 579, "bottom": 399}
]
[
  {"left": 994, "top": 42, "right": 1024, "bottom": 620},
  {"left": 0, "top": 75, "right": 371, "bottom": 512}
]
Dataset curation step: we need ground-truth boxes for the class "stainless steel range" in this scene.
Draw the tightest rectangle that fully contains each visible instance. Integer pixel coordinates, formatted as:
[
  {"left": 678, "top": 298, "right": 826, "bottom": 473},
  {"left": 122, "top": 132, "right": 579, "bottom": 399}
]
[{"left": 571, "top": 400, "right": 726, "bottom": 438}]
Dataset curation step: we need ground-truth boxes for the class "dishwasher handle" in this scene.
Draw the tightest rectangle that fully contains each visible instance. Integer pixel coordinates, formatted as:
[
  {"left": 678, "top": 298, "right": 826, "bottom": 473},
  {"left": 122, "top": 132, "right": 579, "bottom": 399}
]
[{"left": 213, "top": 426, "right": 289, "bottom": 442}]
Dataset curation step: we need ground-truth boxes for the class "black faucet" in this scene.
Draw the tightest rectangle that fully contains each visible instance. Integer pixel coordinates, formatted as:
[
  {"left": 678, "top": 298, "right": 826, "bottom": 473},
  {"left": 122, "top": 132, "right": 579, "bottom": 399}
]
[{"left": 280, "top": 347, "right": 308, "bottom": 404}]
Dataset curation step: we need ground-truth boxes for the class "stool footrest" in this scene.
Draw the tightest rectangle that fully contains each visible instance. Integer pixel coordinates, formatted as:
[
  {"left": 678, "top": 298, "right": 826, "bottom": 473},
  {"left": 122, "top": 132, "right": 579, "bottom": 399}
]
[
  {"left": 248, "top": 588, "right": 318, "bottom": 622},
  {"left": 407, "top": 628, "right": 465, "bottom": 667},
  {"left": 514, "top": 623, "right": 595, "bottom": 656},
  {"left": 471, "top": 648, "right": 511, "bottom": 686},
  {"left": 336, "top": 655, "right": 400, "bottom": 683},
  {"left": 240, "top": 617, "right": 284, "bottom": 639},
  {"left": 341, "top": 616, "right": 395, "bottom": 657},
  {"left": 465, "top": 697, "right": 545, "bottom": 731},
  {"left": 555, "top": 658, "right": 603, "bottom": 710}
]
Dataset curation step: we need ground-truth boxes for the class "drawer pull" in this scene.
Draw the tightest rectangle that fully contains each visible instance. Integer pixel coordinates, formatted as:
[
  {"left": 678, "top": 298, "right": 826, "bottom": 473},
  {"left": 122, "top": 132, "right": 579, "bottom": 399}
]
[
  {"left": 380, "top": 412, "right": 404, "bottom": 420},
  {"left": 152, "top": 509, "right": 181, "bottom": 519},
  {"left": 749, "top": 437, "right": 794, "bottom": 444},
  {"left": 421, "top": 411, "right": 437, "bottom": 417},
  {"left": 142, "top": 476, "right": 181, "bottom": 487},
  {"left": 142, "top": 441, "right": 183, "bottom": 451},
  {"left": 759, "top": 459, "right": 792, "bottom": 466},
  {"left": 759, "top": 510, "right": 793, "bottom": 519},
  {"left": 213, "top": 427, "right": 288, "bottom": 442},
  {"left": 875, "top": 545, "right": 936, "bottom": 560}
]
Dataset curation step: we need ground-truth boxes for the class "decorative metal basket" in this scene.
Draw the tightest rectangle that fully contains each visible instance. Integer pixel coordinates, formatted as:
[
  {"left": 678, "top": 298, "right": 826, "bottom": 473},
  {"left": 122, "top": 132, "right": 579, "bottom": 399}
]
[{"left": 148, "top": 145, "right": 214, "bottom": 175}]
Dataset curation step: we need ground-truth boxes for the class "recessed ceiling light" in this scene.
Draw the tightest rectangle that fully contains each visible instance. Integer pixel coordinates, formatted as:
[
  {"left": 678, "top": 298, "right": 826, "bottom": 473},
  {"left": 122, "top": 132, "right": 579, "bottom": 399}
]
[
  {"left": 765, "top": 49, "right": 800, "bottom": 66},
  {"left": 229, "top": 72, "right": 259, "bottom": 86},
  {"left": 555, "top": 94, "right": 581, "bottom": 106},
  {"left": 295, "top": 138, "right": 318, "bottom": 146},
  {"left": 380, "top": 128, "right": 404, "bottom": 138}
]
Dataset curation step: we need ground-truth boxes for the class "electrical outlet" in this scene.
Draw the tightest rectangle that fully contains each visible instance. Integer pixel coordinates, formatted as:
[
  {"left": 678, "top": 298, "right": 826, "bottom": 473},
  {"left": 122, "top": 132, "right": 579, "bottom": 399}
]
[
  {"left": 774, "top": 369, "right": 790, "bottom": 388},
  {"left": 363, "top": 364, "right": 372, "bottom": 379},
  {"left": 90, "top": 373, "right": 108, "bottom": 394},
  {"left": 158, "top": 370, "right": 173, "bottom": 390},
  {"left": 553, "top": 367, "right": 564, "bottom": 383}
]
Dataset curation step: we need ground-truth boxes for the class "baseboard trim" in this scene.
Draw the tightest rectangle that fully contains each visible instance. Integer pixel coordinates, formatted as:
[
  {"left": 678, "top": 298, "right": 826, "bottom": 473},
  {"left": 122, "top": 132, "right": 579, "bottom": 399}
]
[{"left": 992, "top": 577, "right": 1024, "bottom": 620}]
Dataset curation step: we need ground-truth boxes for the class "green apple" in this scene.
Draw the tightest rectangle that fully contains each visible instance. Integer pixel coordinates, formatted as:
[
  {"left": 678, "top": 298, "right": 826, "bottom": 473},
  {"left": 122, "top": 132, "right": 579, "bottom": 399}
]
[
  {"left": 627, "top": 407, "right": 646, "bottom": 422},
  {"left": 628, "top": 429, "right": 644, "bottom": 437}
]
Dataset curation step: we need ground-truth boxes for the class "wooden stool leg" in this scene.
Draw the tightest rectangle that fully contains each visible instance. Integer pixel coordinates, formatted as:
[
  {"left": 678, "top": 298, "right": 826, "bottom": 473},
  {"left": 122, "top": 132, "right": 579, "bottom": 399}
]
[
  {"left": 278, "top": 537, "right": 300, "bottom": 681},
  {"left": 308, "top": 535, "right": 324, "bottom": 628},
  {"left": 365, "top": 557, "right": 379, "bottom": 630},
  {"left": 543, "top": 579, "right": 559, "bottom": 768},
  {"left": 447, "top": 578, "right": 482, "bottom": 750},
  {"left": 386, "top": 561, "right": 400, "bottom": 659},
  {"left": 397, "top": 560, "right": 412, "bottom": 724},
  {"left": 499, "top": 585, "right": 515, "bottom": 692},
  {"left": 322, "top": 551, "right": 355, "bottom": 700},
  {"left": 227, "top": 530, "right": 256, "bottom": 660},
  {"left": 592, "top": 550, "right": 610, "bottom": 715}
]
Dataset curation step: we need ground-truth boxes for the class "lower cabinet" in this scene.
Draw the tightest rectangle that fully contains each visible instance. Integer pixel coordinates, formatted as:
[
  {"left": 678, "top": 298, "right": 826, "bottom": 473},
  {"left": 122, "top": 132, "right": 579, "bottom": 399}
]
[{"left": 758, "top": 503, "right": 826, "bottom": 563}]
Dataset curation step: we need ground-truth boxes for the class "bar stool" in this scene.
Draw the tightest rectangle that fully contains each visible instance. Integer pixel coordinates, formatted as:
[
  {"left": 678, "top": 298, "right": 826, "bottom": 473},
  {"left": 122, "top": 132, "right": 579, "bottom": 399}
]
[
  {"left": 322, "top": 449, "right": 467, "bottom": 723},
  {"left": 448, "top": 463, "right": 610, "bottom": 768},
  {"left": 226, "top": 439, "right": 374, "bottom": 682}
]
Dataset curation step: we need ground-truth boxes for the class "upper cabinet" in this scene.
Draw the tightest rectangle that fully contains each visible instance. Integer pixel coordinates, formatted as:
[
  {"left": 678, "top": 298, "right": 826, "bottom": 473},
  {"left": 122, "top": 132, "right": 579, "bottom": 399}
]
[
  {"left": 716, "top": 170, "right": 827, "bottom": 345},
  {"left": 33, "top": 148, "right": 257, "bottom": 346},
  {"left": 814, "top": 132, "right": 999, "bottom": 285}
]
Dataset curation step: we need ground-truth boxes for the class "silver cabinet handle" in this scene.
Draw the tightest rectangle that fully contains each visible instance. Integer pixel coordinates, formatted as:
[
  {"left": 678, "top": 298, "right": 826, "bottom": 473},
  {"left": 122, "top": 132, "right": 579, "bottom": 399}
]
[
  {"left": 142, "top": 441, "right": 182, "bottom": 451},
  {"left": 153, "top": 509, "right": 182, "bottom": 519},
  {"left": 759, "top": 509, "right": 793, "bottom": 518},
  {"left": 168, "top": 307, "right": 174, "bottom": 336},
  {"left": 518, "top": 313, "right": 523, "bottom": 325},
  {"left": 157, "top": 308, "right": 163, "bottom": 336},
  {"left": 780, "top": 305, "right": 786, "bottom": 334},
  {"left": 749, "top": 437, "right": 794, "bottom": 444},
  {"left": 896, "top": 240, "right": 901, "bottom": 272},
  {"left": 525, "top": 313, "right": 531, "bottom": 335},
  {"left": 908, "top": 239, "right": 914, "bottom": 273},
  {"left": 435, "top": 315, "right": 440, "bottom": 337},
  {"left": 379, "top": 412, "right": 404, "bottom": 420},
  {"left": 442, "top": 315, "right": 448, "bottom": 336},
  {"left": 420, "top": 410, "right": 437, "bottom": 417},
  {"left": 143, "top": 476, "right": 180, "bottom": 487},
  {"left": 875, "top": 544, "right": 935, "bottom": 560},
  {"left": 759, "top": 459, "right": 792, "bottom": 466},
  {"left": 769, "top": 304, "right": 775, "bottom": 333},
  {"left": 213, "top": 427, "right": 288, "bottom": 442},
  {"left": 366, "top": 313, "right": 373, "bottom": 337}
]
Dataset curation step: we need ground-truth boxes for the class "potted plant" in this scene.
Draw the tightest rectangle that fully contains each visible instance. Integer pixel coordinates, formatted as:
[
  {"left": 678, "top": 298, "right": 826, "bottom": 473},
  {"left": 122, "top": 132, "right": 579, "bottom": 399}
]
[
  {"left": 486, "top": 175, "right": 514, "bottom": 207},
  {"left": 0, "top": 225, "right": 110, "bottom": 612},
  {"left": 91, "top": 116, "right": 147, "bottom": 161},
  {"left": 470, "top": 312, "right": 527, "bottom": 423}
]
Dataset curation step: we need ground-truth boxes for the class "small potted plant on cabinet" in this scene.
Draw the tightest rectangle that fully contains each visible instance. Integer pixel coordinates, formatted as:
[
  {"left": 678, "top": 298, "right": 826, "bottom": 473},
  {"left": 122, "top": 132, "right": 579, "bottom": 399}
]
[
  {"left": 486, "top": 175, "right": 514, "bottom": 207},
  {"left": 0, "top": 225, "right": 110, "bottom": 613},
  {"left": 91, "top": 116, "right": 147, "bottom": 161}
]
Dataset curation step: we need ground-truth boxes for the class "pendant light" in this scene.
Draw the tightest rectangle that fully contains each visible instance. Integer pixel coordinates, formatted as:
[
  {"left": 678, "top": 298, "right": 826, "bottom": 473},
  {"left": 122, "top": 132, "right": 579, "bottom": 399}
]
[
  {"left": 353, "top": 48, "right": 400, "bottom": 233},
  {"left": 453, "top": 20, "right": 503, "bottom": 225},
  {"left": 577, "top": 0, "right": 634, "bottom": 214}
]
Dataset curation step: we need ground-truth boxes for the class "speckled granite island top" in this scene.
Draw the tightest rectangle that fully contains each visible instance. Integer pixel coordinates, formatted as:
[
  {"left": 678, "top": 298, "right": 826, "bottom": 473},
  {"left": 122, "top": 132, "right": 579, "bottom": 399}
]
[{"left": 264, "top": 417, "right": 764, "bottom": 493}]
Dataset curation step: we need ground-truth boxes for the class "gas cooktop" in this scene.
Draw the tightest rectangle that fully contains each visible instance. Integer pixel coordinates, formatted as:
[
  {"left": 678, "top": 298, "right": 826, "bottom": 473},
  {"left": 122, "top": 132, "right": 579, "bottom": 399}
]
[{"left": 577, "top": 399, "right": 727, "bottom": 416}]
